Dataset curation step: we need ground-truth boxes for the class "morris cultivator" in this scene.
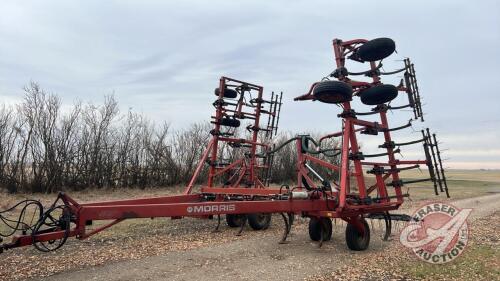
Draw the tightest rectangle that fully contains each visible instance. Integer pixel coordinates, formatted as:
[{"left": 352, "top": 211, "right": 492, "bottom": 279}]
[{"left": 0, "top": 37, "right": 448, "bottom": 254}]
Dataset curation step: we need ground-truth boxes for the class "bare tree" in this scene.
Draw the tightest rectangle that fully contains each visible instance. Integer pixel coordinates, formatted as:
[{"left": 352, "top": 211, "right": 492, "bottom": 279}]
[{"left": 0, "top": 82, "right": 339, "bottom": 194}]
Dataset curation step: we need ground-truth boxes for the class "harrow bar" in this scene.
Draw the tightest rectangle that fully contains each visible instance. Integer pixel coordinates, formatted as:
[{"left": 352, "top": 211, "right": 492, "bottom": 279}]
[
  {"left": 403, "top": 58, "right": 424, "bottom": 121},
  {"left": 422, "top": 129, "right": 449, "bottom": 197}
]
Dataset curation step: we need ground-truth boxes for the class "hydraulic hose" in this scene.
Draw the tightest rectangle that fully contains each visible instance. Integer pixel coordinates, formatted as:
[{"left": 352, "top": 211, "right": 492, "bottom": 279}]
[
  {"left": 256, "top": 137, "right": 299, "bottom": 157},
  {"left": 258, "top": 135, "right": 339, "bottom": 158},
  {"left": 300, "top": 135, "right": 339, "bottom": 157}
]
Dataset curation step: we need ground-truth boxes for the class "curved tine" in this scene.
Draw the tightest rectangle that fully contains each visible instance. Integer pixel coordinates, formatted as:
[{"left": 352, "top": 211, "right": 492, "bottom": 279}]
[
  {"left": 287, "top": 213, "right": 294, "bottom": 235},
  {"left": 279, "top": 213, "right": 290, "bottom": 244},
  {"left": 388, "top": 214, "right": 393, "bottom": 238},
  {"left": 383, "top": 213, "right": 389, "bottom": 241},
  {"left": 212, "top": 215, "right": 221, "bottom": 233},
  {"left": 236, "top": 215, "right": 247, "bottom": 236},
  {"left": 383, "top": 212, "right": 392, "bottom": 241}
]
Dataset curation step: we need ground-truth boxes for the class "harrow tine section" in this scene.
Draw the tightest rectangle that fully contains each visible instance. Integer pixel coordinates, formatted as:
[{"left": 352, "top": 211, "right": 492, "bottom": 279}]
[
  {"left": 422, "top": 130, "right": 439, "bottom": 195},
  {"left": 426, "top": 128, "right": 444, "bottom": 193},
  {"left": 417, "top": 129, "right": 450, "bottom": 197},
  {"left": 404, "top": 58, "right": 424, "bottom": 121},
  {"left": 264, "top": 91, "right": 275, "bottom": 140},
  {"left": 261, "top": 91, "right": 283, "bottom": 186},
  {"left": 433, "top": 133, "right": 450, "bottom": 197},
  {"left": 410, "top": 63, "right": 424, "bottom": 121},
  {"left": 404, "top": 59, "right": 418, "bottom": 120}
]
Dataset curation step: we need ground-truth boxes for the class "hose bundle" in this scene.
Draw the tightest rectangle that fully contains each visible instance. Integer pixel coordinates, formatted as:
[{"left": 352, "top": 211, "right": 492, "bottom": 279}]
[
  {"left": 0, "top": 200, "right": 43, "bottom": 238},
  {"left": 0, "top": 196, "right": 71, "bottom": 252}
]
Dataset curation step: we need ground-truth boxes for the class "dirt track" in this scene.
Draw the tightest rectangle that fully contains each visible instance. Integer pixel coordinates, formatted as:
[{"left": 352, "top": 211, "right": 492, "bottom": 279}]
[{"left": 36, "top": 193, "right": 500, "bottom": 281}]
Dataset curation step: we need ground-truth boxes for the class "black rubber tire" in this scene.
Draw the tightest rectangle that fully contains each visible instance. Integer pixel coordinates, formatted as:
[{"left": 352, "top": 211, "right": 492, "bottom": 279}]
[
  {"left": 220, "top": 118, "right": 240, "bottom": 127},
  {"left": 313, "top": 81, "right": 352, "bottom": 104},
  {"left": 214, "top": 87, "right": 238, "bottom": 98},
  {"left": 308, "top": 217, "right": 333, "bottom": 241},
  {"left": 226, "top": 214, "right": 246, "bottom": 228},
  {"left": 356, "top": 38, "right": 396, "bottom": 62},
  {"left": 345, "top": 218, "right": 370, "bottom": 251},
  {"left": 247, "top": 213, "right": 272, "bottom": 230},
  {"left": 359, "top": 84, "right": 398, "bottom": 105}
]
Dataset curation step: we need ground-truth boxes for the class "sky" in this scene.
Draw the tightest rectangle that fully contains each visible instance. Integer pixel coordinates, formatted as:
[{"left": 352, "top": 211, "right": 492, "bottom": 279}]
[{"left": 0, "top": 0, "right": 499, "bottom": 169}]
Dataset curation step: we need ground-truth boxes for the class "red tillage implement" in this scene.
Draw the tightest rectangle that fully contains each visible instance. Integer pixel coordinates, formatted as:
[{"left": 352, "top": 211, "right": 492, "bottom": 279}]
[{"left": 0, "top": 37, "right": 448, "bottom": 253}]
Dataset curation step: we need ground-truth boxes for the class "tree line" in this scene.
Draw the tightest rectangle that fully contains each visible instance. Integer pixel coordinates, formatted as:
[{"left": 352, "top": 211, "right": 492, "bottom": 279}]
[{"left": 0, "top": 82, "right": 339, "bottom": 193}]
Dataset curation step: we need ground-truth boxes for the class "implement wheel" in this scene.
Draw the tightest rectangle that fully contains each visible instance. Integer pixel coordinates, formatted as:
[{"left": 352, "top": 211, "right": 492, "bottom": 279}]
[
  {"left": 247, "top": 213, "right": 271, "bottom": 230},
  {"left": 345, "top": 218, "right": 370, "bottom": 251},
  {"left": 359, "top": 84, "right": 398, "bottom": 105},
  {"left": 214, "top": 87, "right": 238, "bottom": 98},
  {"left": 313, "top": 81, "right": 352, "bottom": 104},
  {"left": 356, "top": 37, "right": 396, "bottom": 62},
  {"left": 226, "top": 214, "right": 246, "bottom": 228},
  {"left": 308, "top": 217, "right": 332, "bottom": 241}
]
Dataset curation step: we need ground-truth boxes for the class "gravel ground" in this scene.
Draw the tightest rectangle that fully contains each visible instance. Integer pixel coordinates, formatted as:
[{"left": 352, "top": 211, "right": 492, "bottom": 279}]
[{"left": 29, "top": 218, "right": 392, "bottom": 281}]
